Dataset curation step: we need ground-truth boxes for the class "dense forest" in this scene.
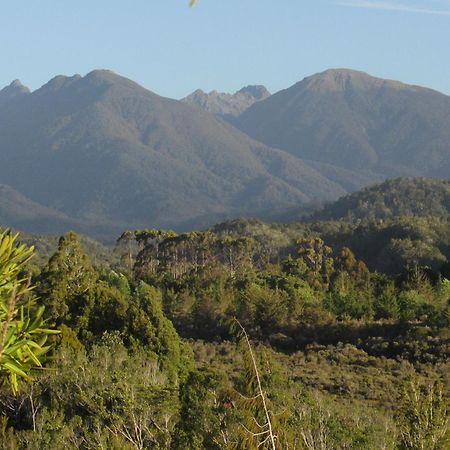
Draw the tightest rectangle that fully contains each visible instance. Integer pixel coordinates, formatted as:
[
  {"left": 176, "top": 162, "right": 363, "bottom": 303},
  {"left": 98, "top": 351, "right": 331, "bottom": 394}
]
[
  {"left": 1, "top": 180, "right": 449, "bottom": 449},
  {"left": 310, "top": 178, "right": 450, "bottom": 222}
]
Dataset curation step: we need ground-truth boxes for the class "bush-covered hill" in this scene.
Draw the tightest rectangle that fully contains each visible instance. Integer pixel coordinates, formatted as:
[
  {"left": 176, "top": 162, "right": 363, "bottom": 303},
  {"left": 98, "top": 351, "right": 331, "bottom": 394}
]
[{"left": 311, "top": 177, "right": 450, "bottom": 222}]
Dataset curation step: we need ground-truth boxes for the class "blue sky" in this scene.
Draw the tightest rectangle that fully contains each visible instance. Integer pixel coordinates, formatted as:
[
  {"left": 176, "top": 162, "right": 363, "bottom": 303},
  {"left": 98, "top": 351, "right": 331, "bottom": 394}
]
[{"left": 1, "top": 0, "right": 449, "bottom": 98}]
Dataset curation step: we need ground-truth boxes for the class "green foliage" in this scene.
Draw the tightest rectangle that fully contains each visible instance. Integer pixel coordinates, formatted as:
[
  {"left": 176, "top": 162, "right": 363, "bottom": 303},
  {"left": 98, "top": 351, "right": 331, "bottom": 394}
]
[
  {"left": 128, "top": 282, "right": 194, "bottom": 380},
  {"left": 1, "top": 221, "right": 449, "bottom": 448},
  {"left": 296, "top": 237, "right": 334, "bottom": 289},
  {"left": 37, "top": 232, "right": 97, "bottom": 325},
  {"left": 1, "top": 343, "right": 178, "bottom": 449},
  {"left": 86, "top": 282, "right": 129, "bottom": 338},
  {"left": 396, "top": 378, "right": 449, "bottom": 449},
  {"left": 373, "top": 278, "right": 400, "bottom": 320},
  {"left": 293, "top": 393, "right": 394, "bottom": 450},
  {"left": 35, "top": 232, "right": 193, "bottom": 382},
  {"left": 0, "top": 230, "right": 59, "bottom": 394},
  {"left": 313, "top": 177, "right": 450, "bottom": 222},
  {"left": 171, "top": 369, "right": 223, "bottom": 450}
]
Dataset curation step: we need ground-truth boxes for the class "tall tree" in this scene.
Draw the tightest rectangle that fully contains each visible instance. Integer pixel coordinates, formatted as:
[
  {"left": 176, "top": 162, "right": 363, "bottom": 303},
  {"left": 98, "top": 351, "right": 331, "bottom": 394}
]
[
  {"left": 128, "top": 282, "right": 193, "bottom": 380},
  {"left": 37, "top": 232, "right": 97, "bottom": 327}
]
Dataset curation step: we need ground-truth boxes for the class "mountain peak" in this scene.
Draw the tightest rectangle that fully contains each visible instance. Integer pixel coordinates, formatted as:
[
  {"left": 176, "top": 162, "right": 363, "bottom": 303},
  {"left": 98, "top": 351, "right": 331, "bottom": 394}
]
[
  {"left": 84, "top": 69, "right": 121, "bottom": 81},
  {"left": 0, "top": 79, "right": 30, "bottom": 104},
  {"left": 301, "top": 68, "right": 408, "bottom": 93},
  {"left": 236, "top": 67, "right": 450, "bottom": 180},
  {"left": 39, "top": 74, "right": 82, "bottom": 92},
  {"left": 41, "top": 70, "right": 123, "bottom": 91},
  {"left": 191, "top": 88, "right": 206, "bottom": 96},
  {"left": 40, "top": 70, "right": 133, "bottom": 92},
  {"left": 82, "top": 69, "right": 156, "bottom": 94},
  {"left": 182, "top": 84, "right": 270, "bottom": 117},
  {"left": 237, "top": 85, "right": 271, "bottom": 100},
  {"left": 9, "top": 79, "right": 29, "bottom": 90}
]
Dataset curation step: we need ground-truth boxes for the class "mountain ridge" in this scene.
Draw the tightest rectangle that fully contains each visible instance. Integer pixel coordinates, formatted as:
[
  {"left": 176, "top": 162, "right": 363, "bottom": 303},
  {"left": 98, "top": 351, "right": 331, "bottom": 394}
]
[
  {"left": 182, "top": 84, "right": 270, "bottom": 117},
  {"left": 0, "top": 79, "right": 30, "bottom": 106},
  {"left": 235, "top": 68, "right": 450, "bottom": 181},
  {"left": 310, "top": 177, "right": 450, "bottom": 222},
  {"left": 3, "top": 68, "right": 450, "bottom": 237},
  {"left": 0, "top": 69, "right": 342, "bottom": 236}
]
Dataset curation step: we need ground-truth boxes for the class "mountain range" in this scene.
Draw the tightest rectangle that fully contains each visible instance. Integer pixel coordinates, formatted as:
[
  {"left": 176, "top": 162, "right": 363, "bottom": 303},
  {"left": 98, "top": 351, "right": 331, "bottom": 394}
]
[
  {"left": 1, "top": 68, "right": 450, "bottom": 238},
  {"left": 181, "top": 85, "right": 270, "bottom": 118},
  {"left": 0, "top": 70, "right": 341, "bottom": 237}
]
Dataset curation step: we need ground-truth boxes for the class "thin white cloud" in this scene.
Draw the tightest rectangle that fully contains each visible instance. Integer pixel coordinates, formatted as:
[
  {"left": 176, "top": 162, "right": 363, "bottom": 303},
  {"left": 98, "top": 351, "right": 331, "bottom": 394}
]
[{"left": 338, "top": 0, "right": 450, "bottom": 15}]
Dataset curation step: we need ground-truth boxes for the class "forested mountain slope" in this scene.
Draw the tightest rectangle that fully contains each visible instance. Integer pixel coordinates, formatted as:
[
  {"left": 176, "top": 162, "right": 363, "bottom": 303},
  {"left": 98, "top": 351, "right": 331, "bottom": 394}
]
[
  {"left": 0, "top": 184, "right": 73, "bottom": 233},
  {"left": 236, "top": 68, "right": 450, "bottom": 182},
  {"left": 311, "top": 177, "right": 450, "bottom": 221},
  {"left": 3, "top": 68, "right": 450, "bottom": 238},
  {"left": 0, "top": 70, "right": 342, "bottom": 235},
  {"left": 0, "top": 183, "right": 124, "bottom": 237}
]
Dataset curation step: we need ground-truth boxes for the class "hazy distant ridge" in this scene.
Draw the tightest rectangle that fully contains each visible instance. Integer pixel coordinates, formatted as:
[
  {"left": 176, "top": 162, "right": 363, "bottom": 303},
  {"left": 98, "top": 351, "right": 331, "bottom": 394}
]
[
  {"left": 0, "top": 70, "right": 340, "bottom": 235},
  {"left": 236, "top": 68, "right": 450, "bottom": 181},
  {"left": 2, "top": 67, "right": 450, "bottom": 237},
  {"left": 182, "top": 85, "right": 270, "bottom": 117}
]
